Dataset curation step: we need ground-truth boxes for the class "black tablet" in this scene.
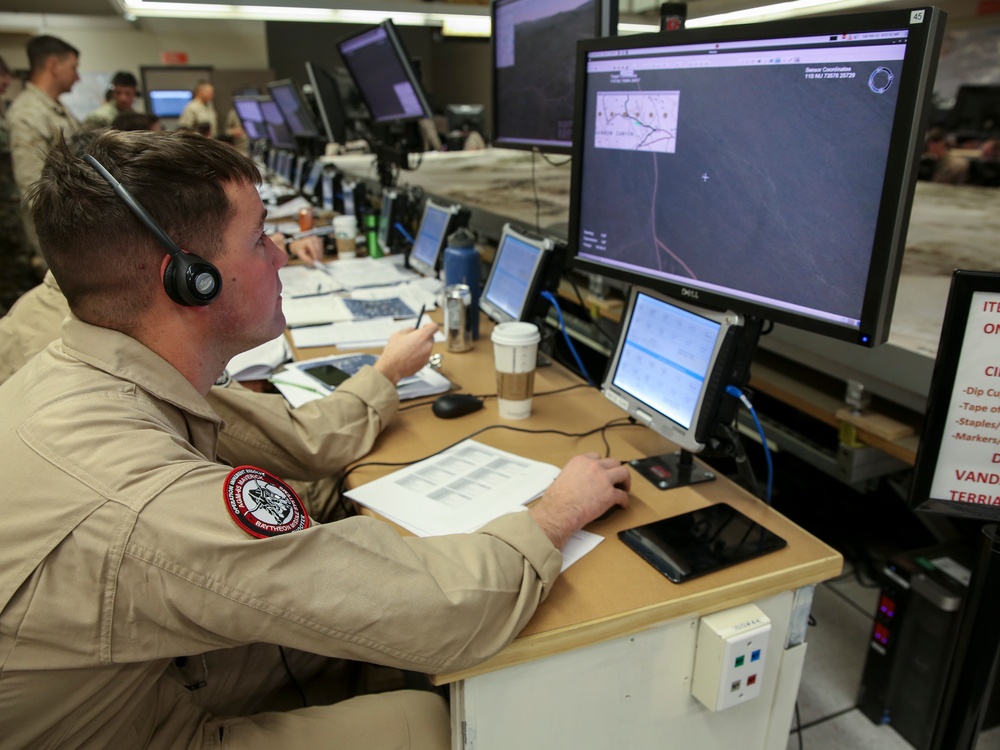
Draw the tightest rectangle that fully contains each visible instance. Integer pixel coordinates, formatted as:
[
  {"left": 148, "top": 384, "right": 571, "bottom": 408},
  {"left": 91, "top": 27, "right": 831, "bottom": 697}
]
[{"left": 619, "top": 503, "right": 787, "bottom": 583}]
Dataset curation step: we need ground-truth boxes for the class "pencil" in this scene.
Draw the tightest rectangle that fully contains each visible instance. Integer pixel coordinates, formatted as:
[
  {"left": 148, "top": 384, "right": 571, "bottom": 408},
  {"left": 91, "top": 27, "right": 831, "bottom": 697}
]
[{"left": 415, "top": 304, "right": 426, "bottom": 329}]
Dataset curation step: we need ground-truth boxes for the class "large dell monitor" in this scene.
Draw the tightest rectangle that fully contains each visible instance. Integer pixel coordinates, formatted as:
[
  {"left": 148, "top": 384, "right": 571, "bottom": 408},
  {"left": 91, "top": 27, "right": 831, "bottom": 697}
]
[
  {"left": 267, "top": 79, "right": 320, "bottom": 139},
  {"left": 336, "top": 20, "right": 433, "bottom": 124},
  {"left": 492, "top": 0, "right": 618, "bottom": 154},
  {"left": 480, "top": 224, "right": 557, "bottom": 324},
  {"left": 569, "top": 7, "right": 945, "bottom": 347}
]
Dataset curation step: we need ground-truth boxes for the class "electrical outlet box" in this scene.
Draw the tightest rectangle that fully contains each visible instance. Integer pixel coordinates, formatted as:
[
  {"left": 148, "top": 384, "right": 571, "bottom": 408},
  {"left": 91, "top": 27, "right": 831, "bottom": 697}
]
[{"left": 691, "top": 603, "right": 771, "bottom": 711}]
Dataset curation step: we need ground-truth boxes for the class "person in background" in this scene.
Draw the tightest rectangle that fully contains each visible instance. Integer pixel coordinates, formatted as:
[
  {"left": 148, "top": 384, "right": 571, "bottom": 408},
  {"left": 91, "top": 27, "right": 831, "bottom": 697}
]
[
  {"left": 0, "top": 127, "right": 629, "bottom": 748},
  {"left": 178, "top": 79, "right": 218, "bottom": 137},
  {"left": 84, "top": 70, "right": 139, "bottom": 128},
  {"left": 112, "top": 111, "right": 161, "bottom": 132},
  {"left": 0, "top": 54, "right": 35, "bottom": 315},
  {"left": 7, "top": 34, "right": 81, "bottom": 273}
]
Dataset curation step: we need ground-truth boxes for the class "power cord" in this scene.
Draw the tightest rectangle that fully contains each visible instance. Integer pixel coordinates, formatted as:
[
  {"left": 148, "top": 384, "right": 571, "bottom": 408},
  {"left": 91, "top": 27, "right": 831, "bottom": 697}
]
[{"left": 725, "top": 385, "right": 773, "bottom": 504}]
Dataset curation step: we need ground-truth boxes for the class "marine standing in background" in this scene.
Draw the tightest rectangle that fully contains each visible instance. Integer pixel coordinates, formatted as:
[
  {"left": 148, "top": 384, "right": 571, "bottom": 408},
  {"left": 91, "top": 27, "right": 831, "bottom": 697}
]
[
  {"left": 0, "top": 55, "right": 35, "bottom": 314},
  {"left": 84, "top": 70, "right": 139, "bottom": 128},
  {"left": 7, "top": 34, "right": 81, "bottom": 273},
  {"left": 177, "top": 80, "right": 218, "bottom": 137}
]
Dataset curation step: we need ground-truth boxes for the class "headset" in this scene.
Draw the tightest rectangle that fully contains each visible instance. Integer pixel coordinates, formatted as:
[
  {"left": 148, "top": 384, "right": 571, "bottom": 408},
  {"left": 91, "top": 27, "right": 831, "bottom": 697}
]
[{"left": 84, "top": 154, "right": 222, "bottom": 306}]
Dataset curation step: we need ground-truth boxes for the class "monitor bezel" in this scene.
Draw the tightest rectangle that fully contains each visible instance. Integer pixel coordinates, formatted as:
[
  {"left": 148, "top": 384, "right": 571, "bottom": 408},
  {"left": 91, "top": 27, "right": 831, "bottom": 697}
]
[
  {"left": 567, "top": 7, "right": 945, "bottom": 347},
  {"left": 336, "top": 19, "right": 433, "bottom": 124},
  {"left": 267, "top": 78, "right": 320, "bottom": 139},
  {"left": 480, "top": 223, "right": 556, "bottom": 324},
  {"left": 491, "top": 0, "right": 619, "bottom": 155},
  {"left": 602, "top": 287, "right": 744, "bottom": 453},
  {"left": 409, "top": 198, "right": 464, "bottom": 278}
]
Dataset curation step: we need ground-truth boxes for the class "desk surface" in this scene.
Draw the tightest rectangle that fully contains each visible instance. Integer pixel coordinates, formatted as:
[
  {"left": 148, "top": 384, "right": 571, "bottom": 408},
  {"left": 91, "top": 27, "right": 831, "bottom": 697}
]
[{"left": 293, "top": 312, "right": 843, "bottom": 685}]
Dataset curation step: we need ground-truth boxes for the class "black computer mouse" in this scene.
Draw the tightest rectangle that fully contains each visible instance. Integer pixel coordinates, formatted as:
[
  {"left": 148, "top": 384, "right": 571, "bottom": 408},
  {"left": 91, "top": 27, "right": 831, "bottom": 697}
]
[{"left": 432, "top": 393, "right": 484, "bottom": 419}]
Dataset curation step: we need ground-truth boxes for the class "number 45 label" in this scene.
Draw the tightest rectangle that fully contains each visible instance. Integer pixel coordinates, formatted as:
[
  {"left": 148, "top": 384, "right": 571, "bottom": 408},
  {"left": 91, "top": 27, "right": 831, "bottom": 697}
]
[{"left": 911, "top": 9, "right": 925, "bottom": 23}]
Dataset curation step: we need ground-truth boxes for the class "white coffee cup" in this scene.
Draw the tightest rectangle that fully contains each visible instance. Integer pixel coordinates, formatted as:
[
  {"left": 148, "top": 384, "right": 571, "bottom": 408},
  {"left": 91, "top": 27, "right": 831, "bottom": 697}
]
[
  {"left": 491, "top": 322, "right": 541, "bottom": 420},
  {"left": 333, "top": 215, "right": 358, "bottom": 259}
]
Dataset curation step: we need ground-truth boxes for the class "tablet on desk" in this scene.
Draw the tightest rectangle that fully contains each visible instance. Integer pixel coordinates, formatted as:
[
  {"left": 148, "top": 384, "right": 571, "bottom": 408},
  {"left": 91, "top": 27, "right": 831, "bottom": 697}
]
[{"left": 619, "top": 503, "right": 787, "bottom": 584}]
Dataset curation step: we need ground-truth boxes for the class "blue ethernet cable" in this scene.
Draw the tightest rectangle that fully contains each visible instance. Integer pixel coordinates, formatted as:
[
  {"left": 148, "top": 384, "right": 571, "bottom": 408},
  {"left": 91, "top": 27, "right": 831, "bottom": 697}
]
[
  {"left": 725, "top": 384, "right": 773, "bottom": 504},
  {"left": 540, "top": 291, "right": 594, "bottom": 386},
  {"left": 393, "top": 222, "right": 414, "bottom": 246}
]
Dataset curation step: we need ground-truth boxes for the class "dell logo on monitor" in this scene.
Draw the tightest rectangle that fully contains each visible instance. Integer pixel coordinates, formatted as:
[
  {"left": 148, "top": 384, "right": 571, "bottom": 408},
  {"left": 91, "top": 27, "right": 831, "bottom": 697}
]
[{"left": 681, "top": 287, "right": 700, "bottom": 299}]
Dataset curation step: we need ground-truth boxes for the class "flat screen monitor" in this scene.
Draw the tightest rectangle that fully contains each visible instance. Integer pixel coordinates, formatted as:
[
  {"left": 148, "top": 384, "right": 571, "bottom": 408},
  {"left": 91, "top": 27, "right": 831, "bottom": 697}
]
[
  {"left": 336, "top": 20, "right": 433, "bottom": 123},
  {"left": 292, "top": 155, "right": 310, "bottom": 192},
  {"left": 568, "top": 7, "right": 946, "bottom": 347},
  {"left": 232, "top": 95, "right": 267, "bottom": 140},
  {"left": 259, "top": 97, "right": 296, "bottom": 151},
  {"left": 148, "top": 89, "right": 193, "bottom": 118},
  {"left": 378, "top": 188, "right": 409, "bottom": 255},
  {"left": 267, "top": 79, "right": 320, "bottom": 138},
  {"left": 410, "top": 199, "right": 464, "bottom": 278},
  {"left": 492, "top": 0, "right": 618, "bottom": 154},
  {"left": 602, "top": 287, "right": 746, "bottom": 453},
  {"left": 305, "top": 61, "right": 351, "bottom": 144},
  {"left": 342, "top": 179, "right": 366, "bottom": 221},
  {"left": 480, "top": 224, "right": 555, "bottom": 324}
]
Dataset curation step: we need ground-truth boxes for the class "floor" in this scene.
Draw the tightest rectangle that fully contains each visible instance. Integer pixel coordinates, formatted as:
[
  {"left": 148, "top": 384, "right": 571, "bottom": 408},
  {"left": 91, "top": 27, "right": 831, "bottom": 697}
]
[{"left": 787, "top": 561, "right": 1000, "bottom": 750}]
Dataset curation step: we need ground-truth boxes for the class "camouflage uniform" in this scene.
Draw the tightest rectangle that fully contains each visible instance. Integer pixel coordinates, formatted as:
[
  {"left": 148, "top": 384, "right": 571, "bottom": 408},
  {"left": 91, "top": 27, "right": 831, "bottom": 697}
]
[
  {"left": 177, "top": 97, "right": 218, "bottom": 137},
  {"left": 83, "top": 100, "right": 118, "bottom": 128},
  {"left": 7, "top": 82, "right": 81, "bottom": 271},
  {"left": 0, "top": 114, "right": 35, "bottom": 315}
]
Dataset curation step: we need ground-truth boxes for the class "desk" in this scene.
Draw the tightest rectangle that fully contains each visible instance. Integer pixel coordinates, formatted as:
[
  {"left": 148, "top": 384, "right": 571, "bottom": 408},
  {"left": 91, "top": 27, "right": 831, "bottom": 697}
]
[{"left": 292, "top": 312, "right": 842, "bottom": 749}]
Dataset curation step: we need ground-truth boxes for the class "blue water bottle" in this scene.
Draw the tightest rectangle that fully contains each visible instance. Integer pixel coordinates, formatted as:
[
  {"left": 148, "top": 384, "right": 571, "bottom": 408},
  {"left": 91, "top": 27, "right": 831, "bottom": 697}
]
[{"left": 444, "top": 227, "right": 480, "bottom": 340}]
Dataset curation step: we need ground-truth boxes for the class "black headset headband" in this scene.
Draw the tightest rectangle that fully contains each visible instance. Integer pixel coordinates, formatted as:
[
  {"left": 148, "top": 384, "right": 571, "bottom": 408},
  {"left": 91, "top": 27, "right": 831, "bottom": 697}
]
[{"left": 83, "top": 153, "right": 221, "bottom": 306}]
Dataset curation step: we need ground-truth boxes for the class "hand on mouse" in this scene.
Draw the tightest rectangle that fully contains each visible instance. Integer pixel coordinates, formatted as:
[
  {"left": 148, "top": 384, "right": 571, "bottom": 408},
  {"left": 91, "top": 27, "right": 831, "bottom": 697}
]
[
  {"left": 374, "top": 323, "right": 440, "bottom": 384},
  {"left": 529, "top": 453, "right": 631, "bottom": 550}
]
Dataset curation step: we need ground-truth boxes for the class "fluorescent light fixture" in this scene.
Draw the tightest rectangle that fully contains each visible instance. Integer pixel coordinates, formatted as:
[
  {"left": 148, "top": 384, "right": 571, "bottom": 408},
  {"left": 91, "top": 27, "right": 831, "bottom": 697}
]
[
  {"left": 442, "top": 16, "right": 491, "bottom": 37},
  {"left": 685, "top": 0, "right": 897, "bottom": 27},
  {"left": 119, "top": 1, "right": 489, "bottom": 28}
]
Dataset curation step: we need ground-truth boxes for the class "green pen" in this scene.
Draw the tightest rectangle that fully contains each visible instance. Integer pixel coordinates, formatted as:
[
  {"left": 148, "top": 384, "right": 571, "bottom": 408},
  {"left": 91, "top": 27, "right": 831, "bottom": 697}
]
[{"left": 268, "top": 378, "right": 328, "bottom": 396}]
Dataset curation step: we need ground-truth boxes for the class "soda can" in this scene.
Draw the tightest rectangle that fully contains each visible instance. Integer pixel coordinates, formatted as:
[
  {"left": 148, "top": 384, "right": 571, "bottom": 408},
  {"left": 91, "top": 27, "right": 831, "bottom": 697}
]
[{"left": 444, "top": 284, "right": 473, "bottom": 352}]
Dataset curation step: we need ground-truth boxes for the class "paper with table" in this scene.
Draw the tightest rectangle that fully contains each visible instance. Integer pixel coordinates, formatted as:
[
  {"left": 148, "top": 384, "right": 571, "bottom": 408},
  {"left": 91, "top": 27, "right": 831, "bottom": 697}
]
[{"left": 344, "top": 439, "right": 604, "bottom": 571}]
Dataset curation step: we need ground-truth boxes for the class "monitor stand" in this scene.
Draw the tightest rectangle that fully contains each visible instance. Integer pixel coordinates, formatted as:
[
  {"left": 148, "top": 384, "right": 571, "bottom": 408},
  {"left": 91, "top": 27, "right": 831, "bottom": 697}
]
[{"left": 631, "top": 449, "right": 716, "bottom": 491}]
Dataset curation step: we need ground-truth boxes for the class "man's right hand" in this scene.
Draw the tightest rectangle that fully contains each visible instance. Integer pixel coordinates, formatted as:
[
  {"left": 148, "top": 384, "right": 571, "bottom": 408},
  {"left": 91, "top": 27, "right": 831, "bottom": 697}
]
[
  {"left": 373, "top": 323, "right": 439, "bottom": 385},
  {"left": 529, "top": 453, "right": 631, "bottom": 550}
]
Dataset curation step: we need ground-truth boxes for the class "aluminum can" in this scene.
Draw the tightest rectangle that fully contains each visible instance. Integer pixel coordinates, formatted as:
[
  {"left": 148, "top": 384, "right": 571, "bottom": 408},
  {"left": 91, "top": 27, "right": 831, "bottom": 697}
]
[{"left": 444, "top": 284, "right": 473, "bottom": 352}]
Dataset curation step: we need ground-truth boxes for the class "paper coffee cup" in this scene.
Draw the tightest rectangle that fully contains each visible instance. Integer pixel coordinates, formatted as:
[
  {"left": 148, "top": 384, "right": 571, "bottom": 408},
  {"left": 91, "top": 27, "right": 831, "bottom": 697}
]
[
  {"left": 491, "top": 322, "right": 541, "bottom": 420},
  {"left": 333, "top": 215, "right": 357, "bottom": 259}
]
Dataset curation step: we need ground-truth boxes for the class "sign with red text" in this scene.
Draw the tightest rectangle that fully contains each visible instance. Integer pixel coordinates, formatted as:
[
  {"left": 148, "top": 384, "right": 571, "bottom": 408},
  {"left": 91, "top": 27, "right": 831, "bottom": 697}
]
[{"left": 912, "top": 271, "right": 1000, "bottom": 522}]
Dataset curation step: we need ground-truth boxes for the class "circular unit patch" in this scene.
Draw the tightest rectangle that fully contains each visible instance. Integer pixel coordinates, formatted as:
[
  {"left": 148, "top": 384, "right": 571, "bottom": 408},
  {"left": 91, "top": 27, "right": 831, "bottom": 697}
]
[{"left": 224, "top": 466, "right": 311, "bottom": 539}]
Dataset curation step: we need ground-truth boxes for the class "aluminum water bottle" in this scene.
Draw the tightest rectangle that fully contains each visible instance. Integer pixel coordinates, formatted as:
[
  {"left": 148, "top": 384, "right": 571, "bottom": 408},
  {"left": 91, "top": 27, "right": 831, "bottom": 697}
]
[{"left": 444, "top": 227, "right": 480, "bottom": 340}]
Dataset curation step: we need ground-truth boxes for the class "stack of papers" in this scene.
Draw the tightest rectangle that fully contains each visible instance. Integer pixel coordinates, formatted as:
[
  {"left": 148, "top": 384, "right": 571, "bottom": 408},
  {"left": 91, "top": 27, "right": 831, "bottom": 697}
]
[
  {"left": 345, "top": 440, "right": 604, "bottom": 570},
  {"left": 289, "top": 317, "right": 446, "bottom": 350}
]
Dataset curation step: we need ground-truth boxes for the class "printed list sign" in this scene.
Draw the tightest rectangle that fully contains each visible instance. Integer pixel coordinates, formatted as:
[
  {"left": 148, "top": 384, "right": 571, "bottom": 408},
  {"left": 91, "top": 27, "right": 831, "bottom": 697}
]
[{"left": 929, "top": 290, "right": 1000, "bottom": 510}]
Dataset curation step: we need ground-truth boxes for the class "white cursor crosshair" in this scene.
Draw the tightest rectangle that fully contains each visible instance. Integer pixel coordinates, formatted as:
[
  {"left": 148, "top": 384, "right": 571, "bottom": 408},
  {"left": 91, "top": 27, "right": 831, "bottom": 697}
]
[{"left": 701, "top": 173, "right": 710, "bottom": 183}]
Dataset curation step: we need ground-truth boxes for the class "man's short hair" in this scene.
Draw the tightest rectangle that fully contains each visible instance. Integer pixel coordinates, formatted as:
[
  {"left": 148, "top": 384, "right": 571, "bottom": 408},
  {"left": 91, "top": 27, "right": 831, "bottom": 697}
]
[
  {"left": 111, "top": 71, "right": 138, "bottom": 89},
  {"left": 27, "top": 35, "right": 79, "bottom": 75},
  {"left": 26, "top": 129, "right": 260, "bottom": 332}
]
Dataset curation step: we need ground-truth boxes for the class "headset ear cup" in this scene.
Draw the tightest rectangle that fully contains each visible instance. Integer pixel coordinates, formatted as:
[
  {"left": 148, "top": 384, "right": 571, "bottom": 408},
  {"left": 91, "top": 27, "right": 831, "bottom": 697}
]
[{"left": 162, "top": 256, "right": 187, "bottom": 306}]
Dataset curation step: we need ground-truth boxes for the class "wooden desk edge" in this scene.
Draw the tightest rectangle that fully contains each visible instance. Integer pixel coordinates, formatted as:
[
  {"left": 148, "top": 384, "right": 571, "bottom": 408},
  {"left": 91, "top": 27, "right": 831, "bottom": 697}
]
[{"left": 431, "top": 550, "right": 842, "bottom": 686}]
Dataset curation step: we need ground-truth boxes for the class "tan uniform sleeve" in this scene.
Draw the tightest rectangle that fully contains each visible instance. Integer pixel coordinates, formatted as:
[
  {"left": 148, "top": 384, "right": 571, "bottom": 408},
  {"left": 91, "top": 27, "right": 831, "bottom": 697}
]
[
  {"left": 209, "top": 365, "right": 399, "bottom": 481},
  {"left": 9, "top": 110, "right": 50, "bottom": 196}
]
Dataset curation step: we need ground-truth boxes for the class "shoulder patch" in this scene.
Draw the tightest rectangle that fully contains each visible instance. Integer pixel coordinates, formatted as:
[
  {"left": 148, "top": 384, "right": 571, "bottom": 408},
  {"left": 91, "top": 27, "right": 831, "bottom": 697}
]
[{"left": 224, "top": 466, "right": 311, "bottom": 539}]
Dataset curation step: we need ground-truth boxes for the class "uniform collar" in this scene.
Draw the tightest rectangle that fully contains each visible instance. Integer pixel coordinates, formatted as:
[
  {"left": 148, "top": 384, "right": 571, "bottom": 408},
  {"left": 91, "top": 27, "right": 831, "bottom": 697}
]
[
  {"left": 24, "top": 82, "right": 73, "bottom": 118},
  {"left": 59, "top": 315, "right": 222, "bottom": 426}
]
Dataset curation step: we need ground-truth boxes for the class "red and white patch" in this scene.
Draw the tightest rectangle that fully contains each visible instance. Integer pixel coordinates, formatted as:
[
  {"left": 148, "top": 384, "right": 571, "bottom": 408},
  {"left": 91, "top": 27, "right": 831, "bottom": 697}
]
[{"left": 224, "top": 466, "right": 311, "bottom": 539}]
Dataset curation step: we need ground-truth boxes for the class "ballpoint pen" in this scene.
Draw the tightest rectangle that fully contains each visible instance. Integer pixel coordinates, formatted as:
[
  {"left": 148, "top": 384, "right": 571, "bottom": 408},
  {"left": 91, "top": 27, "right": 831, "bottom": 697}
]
[{"left": 415, "top": 304, "right": 426, "bottom": 329}]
